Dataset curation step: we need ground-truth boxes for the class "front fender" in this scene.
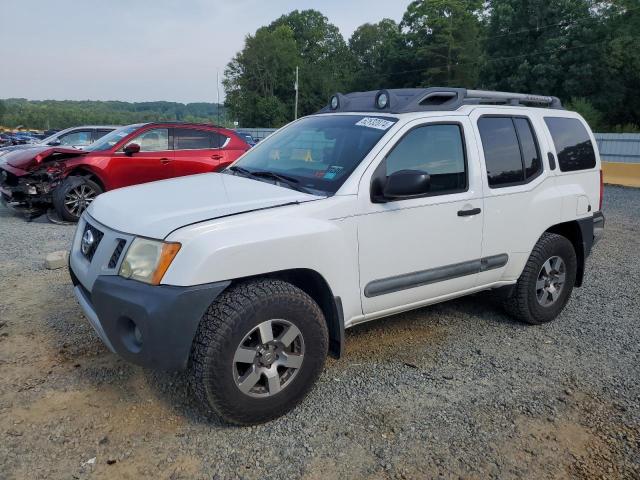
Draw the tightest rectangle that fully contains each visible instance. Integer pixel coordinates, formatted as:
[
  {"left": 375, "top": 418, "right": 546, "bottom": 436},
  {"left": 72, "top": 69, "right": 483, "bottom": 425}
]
[{"left": 162, "top": 198, "right": 362, "bottom": 322}]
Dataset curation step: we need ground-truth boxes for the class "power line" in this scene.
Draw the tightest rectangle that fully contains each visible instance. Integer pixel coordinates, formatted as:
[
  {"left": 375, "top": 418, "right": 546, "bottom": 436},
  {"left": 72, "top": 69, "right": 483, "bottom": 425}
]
[{"left": 382, "top": 40, "right": 608, "bottom": 79}]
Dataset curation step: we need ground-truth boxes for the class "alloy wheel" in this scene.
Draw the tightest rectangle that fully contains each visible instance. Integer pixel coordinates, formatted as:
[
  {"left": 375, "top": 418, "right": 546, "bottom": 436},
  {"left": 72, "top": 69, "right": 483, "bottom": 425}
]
[
  {"left": 536, "top": 256, "right": 566, "bottom": 307},
  {"left": 232, "top": 319, "right": 305, "bottom": 398},
  {"left": 64, "top": 184, "right": 97, "bottom": 217}
]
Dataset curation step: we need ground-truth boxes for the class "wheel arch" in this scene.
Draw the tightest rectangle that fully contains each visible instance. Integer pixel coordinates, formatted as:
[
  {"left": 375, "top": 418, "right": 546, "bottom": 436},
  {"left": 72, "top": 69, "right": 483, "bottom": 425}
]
[
  {"left": 227, "top": 268, "right": 345, "bottom": 359},
  {"left": 545, "top": 220, "right": 585, "bottom": 287},
  {"left": 66, "top": 167, "right": 106, "bottom": 191}
]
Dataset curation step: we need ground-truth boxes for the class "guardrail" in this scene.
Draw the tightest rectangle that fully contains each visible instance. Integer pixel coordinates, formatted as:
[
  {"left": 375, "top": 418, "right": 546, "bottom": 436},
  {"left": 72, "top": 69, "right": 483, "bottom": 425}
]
[{"left": 595, "top": 133, "right": 640, "bottom": 187}]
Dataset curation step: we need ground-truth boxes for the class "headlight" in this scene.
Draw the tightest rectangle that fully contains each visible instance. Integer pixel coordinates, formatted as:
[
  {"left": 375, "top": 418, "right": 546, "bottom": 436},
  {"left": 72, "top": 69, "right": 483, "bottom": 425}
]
[{"left": 119, "top": 237, "right": 181, "bottom": 285}]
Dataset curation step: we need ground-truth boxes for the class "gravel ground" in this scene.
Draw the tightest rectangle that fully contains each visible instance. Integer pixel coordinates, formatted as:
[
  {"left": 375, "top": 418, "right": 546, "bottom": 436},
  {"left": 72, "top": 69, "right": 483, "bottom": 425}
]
[{"left": 0, "top": 186, "right": 638, "bottom": 480}]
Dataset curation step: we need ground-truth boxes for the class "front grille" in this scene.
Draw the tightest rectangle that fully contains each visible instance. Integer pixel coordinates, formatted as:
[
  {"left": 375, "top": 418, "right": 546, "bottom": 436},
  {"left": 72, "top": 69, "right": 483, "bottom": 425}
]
[
  {"left": 108, "top": 239, "right": 126, "bottom": 269},
  {"left": 82, "top": 223, "right": 104, "bottom": 261}
]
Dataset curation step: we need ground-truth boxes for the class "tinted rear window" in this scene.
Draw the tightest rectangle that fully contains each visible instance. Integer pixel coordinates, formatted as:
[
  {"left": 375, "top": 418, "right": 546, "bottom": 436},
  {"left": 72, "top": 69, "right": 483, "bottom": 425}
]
[
  {"left": 478, "top": 117, "right": 525, "bottom": 187},
  {"left": 544, "top": 117, "right": 596, "bottom": 172},
  {"left": 174, "top": 128, "right": 215, "bottom": 150}
]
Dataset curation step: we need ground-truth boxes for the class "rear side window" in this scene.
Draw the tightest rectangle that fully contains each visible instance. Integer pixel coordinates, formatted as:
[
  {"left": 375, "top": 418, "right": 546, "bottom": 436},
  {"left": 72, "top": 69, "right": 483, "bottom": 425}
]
[
  {"left": 478, "top": 116, "right": 542, "bottom": 188},
  {"left": 544, "top": 117, "right": 596, "bottom": 171},
  {"left": 385, "top": 123, "right": 467, "bottom": 195},
  {"left": 174, "top": 128, "right": 228, "bottom": 149},
  {"left": 174, "top": 128, "right": 213, "bottom": 150}
]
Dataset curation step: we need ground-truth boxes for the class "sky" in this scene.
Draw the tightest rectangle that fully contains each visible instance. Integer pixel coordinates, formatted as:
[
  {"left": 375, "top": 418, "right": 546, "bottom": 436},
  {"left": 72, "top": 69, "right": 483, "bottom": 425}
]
[{"left": 0, "top": 0, "right": 412, "bottom": 104}]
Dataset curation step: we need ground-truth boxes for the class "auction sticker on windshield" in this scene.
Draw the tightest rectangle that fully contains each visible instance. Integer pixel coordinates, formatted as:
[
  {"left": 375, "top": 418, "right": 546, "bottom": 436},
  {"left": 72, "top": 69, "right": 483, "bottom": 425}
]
[{"left": 355, "top": 117, "right": 395, "bottom": 131}]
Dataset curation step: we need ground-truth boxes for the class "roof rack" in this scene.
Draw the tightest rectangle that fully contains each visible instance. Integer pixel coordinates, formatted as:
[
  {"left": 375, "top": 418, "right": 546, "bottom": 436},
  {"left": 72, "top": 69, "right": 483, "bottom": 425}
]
[{"left": 317, "top": 87, "right": 563, "bottom": 114}]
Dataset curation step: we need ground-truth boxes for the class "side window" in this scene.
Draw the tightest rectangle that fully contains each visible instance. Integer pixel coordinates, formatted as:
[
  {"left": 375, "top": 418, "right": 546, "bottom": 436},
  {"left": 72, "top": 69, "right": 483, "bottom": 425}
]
[
  {"left": 59, "top": 130, "right": 93, "bottom": 146},
  {"left": 128, "top": 128, "right": 169, "bottom": 152},
  {"left": 544, "top": 117, "right": 596, "bottom": 172},
  {"left": 174, "top": 128, "right": 212, "bottom": 150},
  {"left": 385, "top": 124, "right": 467, "bottom": 195},
  {"left": 478, "top": 116, "right": 542, "bottom": 188},
  {"left": 514, "top": 118, "right": 542, "bottom": 179}
]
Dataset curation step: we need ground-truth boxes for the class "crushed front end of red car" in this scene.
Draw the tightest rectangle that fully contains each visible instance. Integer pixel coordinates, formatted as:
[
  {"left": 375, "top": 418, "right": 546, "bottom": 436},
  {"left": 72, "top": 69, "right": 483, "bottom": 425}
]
[{"left": 0, "top": 146, "right": 86, "bottom": 217}]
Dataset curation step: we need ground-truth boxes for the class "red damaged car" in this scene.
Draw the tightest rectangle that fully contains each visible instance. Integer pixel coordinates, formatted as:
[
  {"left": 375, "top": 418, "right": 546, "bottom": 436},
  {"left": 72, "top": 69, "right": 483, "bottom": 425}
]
[{"left": 0, "top": 122, "right": 250, "bottom": 221}]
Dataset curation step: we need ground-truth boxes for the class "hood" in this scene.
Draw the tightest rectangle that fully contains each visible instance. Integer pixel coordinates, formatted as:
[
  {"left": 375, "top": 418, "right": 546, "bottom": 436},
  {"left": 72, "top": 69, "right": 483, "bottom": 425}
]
[
  {"left": 5, "top": 146, "right": 86, "bottom": 171},
  {"left": 0, "top": 143, "right": 41, "bottom": 156},
  {"left": 87, "top": 172, "right": 322, "bottom": 239}
]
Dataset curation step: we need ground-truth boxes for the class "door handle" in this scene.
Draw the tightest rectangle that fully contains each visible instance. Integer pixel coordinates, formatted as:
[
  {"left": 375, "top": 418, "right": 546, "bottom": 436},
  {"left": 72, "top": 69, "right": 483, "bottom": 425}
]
[
  {"left": 211, "top": 154, "right": 223, "bottom": 160},
  {"left": 160, "top": 157, "right": 172, "bottom": 164},
  {"left": 457, "top": 207, "right": 481, "bottom": 217},
  {"left": 547, "top": 152, "right": 557, "bottom": 170}
]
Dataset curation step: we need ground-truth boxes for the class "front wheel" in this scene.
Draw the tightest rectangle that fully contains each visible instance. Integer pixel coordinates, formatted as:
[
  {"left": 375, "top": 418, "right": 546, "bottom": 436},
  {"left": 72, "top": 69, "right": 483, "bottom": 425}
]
[
  {"left": 188, "top": 279, "right": 328, "bottom": 425},
  {"left": 52, "top": 176, "right": 103, "bottom": 222},
  {"left": 503, "top": 232, "right": 577, "bottom": 325}
]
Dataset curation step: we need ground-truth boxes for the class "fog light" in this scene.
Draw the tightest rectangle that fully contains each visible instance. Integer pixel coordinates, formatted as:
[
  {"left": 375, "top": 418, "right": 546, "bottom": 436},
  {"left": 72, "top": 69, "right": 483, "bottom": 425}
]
[{"left": 27, "top": 185, "right": 37, "bottom": 195}]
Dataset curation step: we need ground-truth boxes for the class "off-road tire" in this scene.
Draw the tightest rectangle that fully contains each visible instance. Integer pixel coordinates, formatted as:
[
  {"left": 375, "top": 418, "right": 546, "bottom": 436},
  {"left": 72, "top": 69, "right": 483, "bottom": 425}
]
[
  {"left": 503, "top": 232, "right": 577, "bottom": 325},
  {"left": 188, "top": 279, "right": 328, "bottom": 425},
  {"left": 52, "top": 175, "right": 103, "bottom": 222}
]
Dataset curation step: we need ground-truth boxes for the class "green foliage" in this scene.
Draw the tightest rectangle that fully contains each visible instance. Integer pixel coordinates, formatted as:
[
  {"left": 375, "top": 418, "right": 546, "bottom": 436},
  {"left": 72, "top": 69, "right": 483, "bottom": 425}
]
[
  {"left": 0, "top": 99, "right": 226, "bottom": 130},
  {"left": 401, "top": 0, "right": 484, "bottom": 87},
  {"left": 224, "top": 10, "right": 353, "bottom": 127},
  {"left": 565, "top": 98, "right": 603, "bottom": 130}
]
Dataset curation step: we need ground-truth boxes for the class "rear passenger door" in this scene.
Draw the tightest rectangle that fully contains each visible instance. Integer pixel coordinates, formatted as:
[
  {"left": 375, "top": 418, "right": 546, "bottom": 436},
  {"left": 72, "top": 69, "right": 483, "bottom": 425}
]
[
  {"left": 172, "top": 128, "right": 231, "bottom": 176},
  {"left": 471, "top": 110, "right": 552, "bottom": 285}
]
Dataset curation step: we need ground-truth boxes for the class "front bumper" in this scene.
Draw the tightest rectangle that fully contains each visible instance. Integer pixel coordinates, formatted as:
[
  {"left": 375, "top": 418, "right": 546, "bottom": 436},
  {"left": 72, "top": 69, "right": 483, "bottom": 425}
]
[{"left": 69, "top": 265, "right": 230, "bottom": 371}]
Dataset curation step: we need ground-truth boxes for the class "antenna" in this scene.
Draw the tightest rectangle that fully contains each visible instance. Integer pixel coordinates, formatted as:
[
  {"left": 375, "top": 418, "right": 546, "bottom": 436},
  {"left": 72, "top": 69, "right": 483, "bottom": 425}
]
[
  {"left": 294, "top": 66, "right": 299, "bottom": 120},
  {"left": 216, "top": 69, "right": 221, "bottom": 126}
]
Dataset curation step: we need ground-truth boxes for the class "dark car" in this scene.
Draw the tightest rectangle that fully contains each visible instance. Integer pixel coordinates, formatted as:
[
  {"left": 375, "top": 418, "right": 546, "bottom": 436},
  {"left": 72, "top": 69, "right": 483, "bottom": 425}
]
[
  {"left": 0, "top": 133, "right": 12, "bottom": 147},
  {"left": 0, "top": 122, "right": 250, "bottom": 221},
  {"left": 236, "top": 131, "right": 257, "bottom": 147}
]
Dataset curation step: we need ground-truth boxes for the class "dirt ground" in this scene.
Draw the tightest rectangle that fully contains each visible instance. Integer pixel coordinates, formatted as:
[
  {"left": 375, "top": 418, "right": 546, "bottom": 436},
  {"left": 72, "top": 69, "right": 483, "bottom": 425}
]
[{"left": 0, "top": 187, "right": 639, "bottom": 479}]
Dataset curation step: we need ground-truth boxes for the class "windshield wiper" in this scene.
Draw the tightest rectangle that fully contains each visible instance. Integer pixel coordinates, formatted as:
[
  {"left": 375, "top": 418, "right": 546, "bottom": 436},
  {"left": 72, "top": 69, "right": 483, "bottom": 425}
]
[{"left": 227, "top": 166, "right": 314, "bottom": 194}]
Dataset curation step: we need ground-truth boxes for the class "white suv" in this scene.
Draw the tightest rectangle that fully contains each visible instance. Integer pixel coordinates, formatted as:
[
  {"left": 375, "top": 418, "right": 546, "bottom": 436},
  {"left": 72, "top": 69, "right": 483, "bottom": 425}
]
[{"left": 68, "top": 88, "right": 605, "bottom": 424}]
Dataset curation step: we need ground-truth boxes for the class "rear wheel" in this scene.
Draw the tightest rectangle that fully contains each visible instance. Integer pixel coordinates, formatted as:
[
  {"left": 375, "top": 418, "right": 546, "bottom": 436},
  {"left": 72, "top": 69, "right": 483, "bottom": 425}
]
[
  {"left": 188, "top": 279, "right": 328, "bottom": 425},
  {"left": 503, "top": 232, "right": 577, "bottom": 324},
  {"left": 52, "top": 176, "right": 102, "bottom": 222}
]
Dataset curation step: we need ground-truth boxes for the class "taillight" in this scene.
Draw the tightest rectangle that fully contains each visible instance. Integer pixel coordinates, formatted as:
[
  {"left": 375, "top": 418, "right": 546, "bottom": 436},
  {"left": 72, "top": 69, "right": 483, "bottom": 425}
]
[{"left": 599, "top": 169, "right": 604, "bottom": 211}]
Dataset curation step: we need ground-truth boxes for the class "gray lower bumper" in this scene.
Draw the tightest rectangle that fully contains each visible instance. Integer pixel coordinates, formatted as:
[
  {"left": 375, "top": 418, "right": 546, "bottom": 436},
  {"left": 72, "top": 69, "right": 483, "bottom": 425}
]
[
  {"left": 73, "top": 285, "right": 116, "bottom": 353},
  {"left": 70, "top": 266, "right": 230, "bottom": 371}
]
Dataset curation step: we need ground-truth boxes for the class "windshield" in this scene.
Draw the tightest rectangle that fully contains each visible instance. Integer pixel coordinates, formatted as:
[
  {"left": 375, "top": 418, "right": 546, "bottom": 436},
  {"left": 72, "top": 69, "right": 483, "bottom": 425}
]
[
  {"left": 228, "top": 115, "right": 397, "bottom": 194},
  {"left": 84, "top": 124, "right": 142, "bottom": 152}
]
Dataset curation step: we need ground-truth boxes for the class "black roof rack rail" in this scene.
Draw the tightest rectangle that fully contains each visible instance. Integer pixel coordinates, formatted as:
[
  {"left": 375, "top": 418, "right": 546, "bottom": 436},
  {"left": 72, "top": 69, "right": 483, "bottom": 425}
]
[{"left": 317, "top": 87, "right": 562, "bottom": 114}]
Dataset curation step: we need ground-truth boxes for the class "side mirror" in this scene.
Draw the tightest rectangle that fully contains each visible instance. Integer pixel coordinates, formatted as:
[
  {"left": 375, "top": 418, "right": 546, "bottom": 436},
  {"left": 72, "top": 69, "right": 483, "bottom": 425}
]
[
  {"left": 382, "top": 169, "right": 431, "bottom": 199},
  {"left": 48, "top": 139, "right": 61, "bottom": 146},
  {"left": 124, "top": 143, "right": 140, "bottom": 155}
]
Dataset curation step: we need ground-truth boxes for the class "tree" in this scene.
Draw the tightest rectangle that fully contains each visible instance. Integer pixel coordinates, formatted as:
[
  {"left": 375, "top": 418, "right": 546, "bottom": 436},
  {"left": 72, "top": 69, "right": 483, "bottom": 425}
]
[
  {"left": 596, "top": 0, "right": 640, "bottom": 128},
  {"left": 479, "top": 0, "right": 604, "bottom": 101},
  {"left": 269, "top": 10, "right": 355, "bottom": 116},
  {"left": 348, "top": 19, "right": 404, "bottom": 90},
  {"left": 224, "top": 9, "right": 354, "bottom": 127},
  {"left": 223, "top": 25, "right": 300, "bottom": 127},
  {"left": 400, "top": 0, "right": 484, "bottom": 88}
]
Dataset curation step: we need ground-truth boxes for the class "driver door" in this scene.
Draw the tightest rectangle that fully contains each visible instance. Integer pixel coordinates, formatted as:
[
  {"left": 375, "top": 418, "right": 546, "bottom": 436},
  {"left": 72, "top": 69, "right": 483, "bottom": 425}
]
[
  {"left": 109, "top": 127, "right": 174, "bottom": 189},
  {"left": 357, "top": 117, "right": 485, "bottom": 316}
]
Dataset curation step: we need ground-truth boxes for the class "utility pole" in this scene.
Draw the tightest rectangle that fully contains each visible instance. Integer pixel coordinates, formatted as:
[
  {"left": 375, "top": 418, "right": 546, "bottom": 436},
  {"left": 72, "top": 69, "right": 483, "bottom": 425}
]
[
  {"left": 216, "top": 69, "right": 221, "bottom": 126},
  {"left": 294, "top": 66, "right": 299, "bottom": 120}
]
